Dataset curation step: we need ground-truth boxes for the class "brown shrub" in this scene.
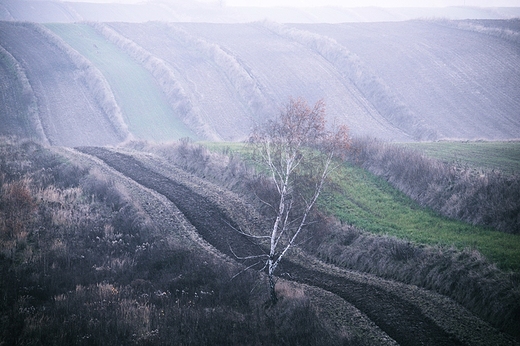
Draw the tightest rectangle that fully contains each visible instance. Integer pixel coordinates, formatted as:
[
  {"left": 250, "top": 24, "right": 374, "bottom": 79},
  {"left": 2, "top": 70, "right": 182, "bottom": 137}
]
[{"left": 0, "top": 179, "right": 36, "bottom": 246}]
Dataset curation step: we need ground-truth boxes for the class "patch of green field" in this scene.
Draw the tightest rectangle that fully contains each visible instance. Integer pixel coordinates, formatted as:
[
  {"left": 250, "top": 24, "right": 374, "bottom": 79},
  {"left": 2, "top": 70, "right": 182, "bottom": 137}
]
[
  {"left": 207, "top": 142, "right": 520, "bottom": 271},
  {"left": 401, "top": 141, "right": 520, "bottom": 174},
  {"left": 46, "top": 23, "right": 197, "bottom": 141},
  {"left": 323, "top": 162, "right": 520, "bottom": 271}
]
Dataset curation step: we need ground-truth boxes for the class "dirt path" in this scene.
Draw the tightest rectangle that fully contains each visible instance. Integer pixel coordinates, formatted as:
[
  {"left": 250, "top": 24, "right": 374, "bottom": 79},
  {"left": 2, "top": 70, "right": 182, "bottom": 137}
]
[{"left": 77, "top": 146, "right": 515, "bottom": 346}]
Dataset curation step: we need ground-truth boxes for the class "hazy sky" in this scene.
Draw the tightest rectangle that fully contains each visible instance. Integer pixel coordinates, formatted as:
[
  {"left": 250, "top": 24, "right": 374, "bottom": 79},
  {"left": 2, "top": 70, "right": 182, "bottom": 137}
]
[
  {"left": 78, "top": 0, "right": 520, "bottom": 6},
  {"left": 223, "top": 0, "right": 520, "bottom": 6}
]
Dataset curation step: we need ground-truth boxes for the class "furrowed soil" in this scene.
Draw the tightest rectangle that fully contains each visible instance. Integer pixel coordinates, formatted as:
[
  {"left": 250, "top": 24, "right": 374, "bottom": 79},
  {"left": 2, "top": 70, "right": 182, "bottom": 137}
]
[
  {"left": 2, "top": 21, "right": 519, "bottom": 144},
  {"left": 0, "top": 22, "right": 122, "bottom": 146},
  {"left": 296, "top": 21, "right": 520, "bottom": 141},
  {"left": 46, "top": 23, "right": 197, "bottom": 142},
  {"left": 77, "top": 146, "right": 518, "bottom": 346}
]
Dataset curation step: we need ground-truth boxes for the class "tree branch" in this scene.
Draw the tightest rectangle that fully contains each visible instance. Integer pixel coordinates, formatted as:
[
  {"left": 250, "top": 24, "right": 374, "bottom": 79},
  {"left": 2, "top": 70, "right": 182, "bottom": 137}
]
[
  {"left": 229, "top": 245, "right": 269, "bottom": 261},
  {"left": 224, "top": 219, "right": 271, "bottom": 240}
]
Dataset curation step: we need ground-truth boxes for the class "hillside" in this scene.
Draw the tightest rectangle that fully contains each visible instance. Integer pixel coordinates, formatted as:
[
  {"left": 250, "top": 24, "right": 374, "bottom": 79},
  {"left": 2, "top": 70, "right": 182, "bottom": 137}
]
[
  {"left": 1, "top": 4, "right": 520, "bottom": 344},
  {"left": 47, "top": 23, "right": 197, "bottom": 142},
  {"left": 295, "top": 21, "right": 520, "bottom": 140},
  {"left": 2, "top": 138, "right": 518, "bottom": 345},
  {"left": 1, "top": 20, "right": 519, "bottom": 144},
  {"left": 0, "top": 22, "right": 125, "bottom": 146}
]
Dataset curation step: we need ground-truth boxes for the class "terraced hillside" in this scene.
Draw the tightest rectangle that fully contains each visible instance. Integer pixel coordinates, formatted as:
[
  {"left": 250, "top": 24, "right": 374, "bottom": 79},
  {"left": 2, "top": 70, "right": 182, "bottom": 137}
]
[
  {"left": 295, "top": 20, "right": 520, "bottom": 140},
  {"left": 1, "top": 20, "right": 519, "bottom": 144},
  {"left": 47, "top": 23, "right": 197, "bottom": 142},
  {"left": 0, "top": 22, "right": 125, "bottom": 146},
  {"left": 0, "top": 43, "right": 42, "bottom": 140},
  {"left": 108, "top": 21, "right": 402, "bottom": 141}
]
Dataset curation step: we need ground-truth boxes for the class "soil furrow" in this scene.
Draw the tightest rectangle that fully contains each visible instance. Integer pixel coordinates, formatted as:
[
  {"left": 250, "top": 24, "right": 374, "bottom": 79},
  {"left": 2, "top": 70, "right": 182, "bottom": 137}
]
[{"left": 78, "top": 146, "right": 465, "bottom": 346}]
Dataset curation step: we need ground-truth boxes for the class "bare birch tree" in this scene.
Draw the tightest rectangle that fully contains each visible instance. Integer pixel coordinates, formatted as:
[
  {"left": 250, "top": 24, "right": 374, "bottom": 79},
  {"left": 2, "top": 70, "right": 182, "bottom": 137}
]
[{"left": 247, "top": 97, "right": 350, "bottom": 304}]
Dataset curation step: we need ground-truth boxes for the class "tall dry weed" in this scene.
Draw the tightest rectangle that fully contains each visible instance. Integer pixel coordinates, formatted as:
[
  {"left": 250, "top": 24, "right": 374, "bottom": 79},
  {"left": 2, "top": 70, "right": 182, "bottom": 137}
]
[
  {"left": 0, "top": 178, "right": 36, "bottom": 253},
  {"left": 309, "top": 217, "right": 520, "bottom": 338}
]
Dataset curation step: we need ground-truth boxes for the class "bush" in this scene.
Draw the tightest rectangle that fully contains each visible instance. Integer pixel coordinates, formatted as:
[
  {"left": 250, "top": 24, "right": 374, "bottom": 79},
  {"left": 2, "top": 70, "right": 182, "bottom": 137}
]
[
  {"left": 125, "top": 140, "right": 255, "bottom": 195},
  {"left": 305, "top": 217, "right": 520, "bottom": 338}
]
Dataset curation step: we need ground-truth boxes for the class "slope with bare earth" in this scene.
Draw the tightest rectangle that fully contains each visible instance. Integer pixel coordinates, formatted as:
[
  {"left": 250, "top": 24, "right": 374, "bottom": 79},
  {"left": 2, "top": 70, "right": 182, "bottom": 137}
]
[
  {"left": 105, "top": 21, "right": 520, "bottom": 141},
  {"left": 47, "top": 23, "right": 198, "bottom": 142},
  {"left": 2, "top": 20, "right": 519, "bottom": 144},
  {"left": 106, "top": 22, "right": 259, "bottom": 141},
  {"left": 0, "top": 44, "right": 43, "bottom": 141},
  {"left": 172, "top": 22, "right": 410, "bottom": 141},
  {"left": 76, "top": 146, "right": 518, "bottom": 346},
  {"left": 295, "top": 21, "right": 520, "bottom": 140},
  {"left": 0, "top": 22, "right": 122, "bottom": 146}
]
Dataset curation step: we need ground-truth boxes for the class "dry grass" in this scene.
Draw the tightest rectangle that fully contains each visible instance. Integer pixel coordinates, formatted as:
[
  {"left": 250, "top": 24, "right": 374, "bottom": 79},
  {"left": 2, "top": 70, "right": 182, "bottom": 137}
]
[
  {"left": 306, "top": 218, "right": 520, "bottom": 338},
  {"left": 0, "top": 137, "right": 361, "bottom": 345}
]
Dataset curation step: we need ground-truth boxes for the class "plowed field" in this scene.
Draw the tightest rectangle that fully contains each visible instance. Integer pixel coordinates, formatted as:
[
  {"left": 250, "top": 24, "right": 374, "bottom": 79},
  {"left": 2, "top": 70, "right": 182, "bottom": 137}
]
[
  {"left": 2, "top": 20, "right": 519, "bottom": 145},
  {"left": 0, "top": 22, "right": 122, "bottom": 146}
]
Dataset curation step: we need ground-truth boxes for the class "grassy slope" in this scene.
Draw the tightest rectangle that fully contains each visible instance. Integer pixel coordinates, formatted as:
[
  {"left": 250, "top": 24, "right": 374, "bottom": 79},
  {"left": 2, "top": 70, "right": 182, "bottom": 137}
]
[
  {"left": 402, "top": 141, "right": 520, "bottom": 174},
  {"left": 46, "top": 23, "right": 196, "bottom": 141},
  {"left": 323, "top": 162, "right": 520, "bottom": 271},
  {"left": 207, "top": 142, "right": 520, "bottom": 271}
]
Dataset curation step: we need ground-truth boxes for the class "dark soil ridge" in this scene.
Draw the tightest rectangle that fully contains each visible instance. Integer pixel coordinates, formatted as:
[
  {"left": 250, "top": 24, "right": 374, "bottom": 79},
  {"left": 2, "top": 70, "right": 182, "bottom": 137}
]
[
  {"left": 57, "top": 146, "right": 397, "bottom": 345},
  {"left": 77, "top": 146, "right": 517, "bottom": 346}
]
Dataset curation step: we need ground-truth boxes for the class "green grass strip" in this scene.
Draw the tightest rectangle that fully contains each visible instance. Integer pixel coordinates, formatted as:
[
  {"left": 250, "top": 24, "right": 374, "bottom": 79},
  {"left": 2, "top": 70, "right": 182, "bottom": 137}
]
[
  {"left": 207, "top": 142, "right": 520, "bottom": 271},
  {"left": 323, "top": 162, "right": 520, "bottom": 271},
  {"left": 46, "top": 23, "right": 196, "bottom": 141},
  {"left": 401, "top": 141, "right": 520, "bottom": 174}
]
